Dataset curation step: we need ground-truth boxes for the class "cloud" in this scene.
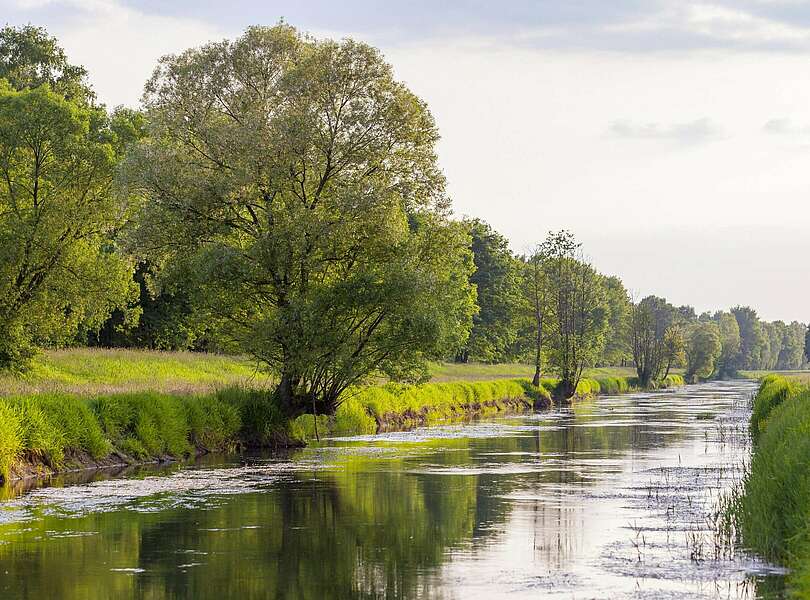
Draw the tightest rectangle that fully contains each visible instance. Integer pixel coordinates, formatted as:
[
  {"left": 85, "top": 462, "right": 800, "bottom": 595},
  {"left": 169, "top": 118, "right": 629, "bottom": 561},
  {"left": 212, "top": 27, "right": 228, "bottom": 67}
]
[
  {"left": 763, "top": 117, "right": 810, "bottom": 135},
  {"left": 607, "top": 117, "right": 724, "bottom": 144},
  {"left": 1, "top": 0, "right": 228, "bottom": 107},
  {"left": 22, "top": 0, "right": 810, "bottom": 53}
]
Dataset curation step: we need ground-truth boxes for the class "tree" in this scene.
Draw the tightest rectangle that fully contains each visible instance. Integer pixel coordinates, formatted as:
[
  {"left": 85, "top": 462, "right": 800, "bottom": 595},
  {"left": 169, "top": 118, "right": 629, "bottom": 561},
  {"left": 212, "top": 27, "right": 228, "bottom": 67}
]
[
  {"left": 731, "top": 306, "right": 765, "bottom": 370},
  {"left": 0, "top": 25, "right": 93, "bottom": 104},
  {"left": 0, "top": 83, "right": 136, "bottom": 370},
  {"left": 542, "top": 231, "right": 608, "bottom": 399},
  {"left": 714, "top": 311, "right": 741, "bottom": 378},
  {"left": 455, "top": 219, "right": 522, "bottom": 363},
  {"left": 631, "top": 296, "right": 679, "bottom": 387},
  {"left": 685, "top": 322, "right": 721, "bottom": 382},
  {"left": 776, "top": 321, "right": 807, "bottom": 370},
  {"left": 128, "top": 25, "right": 475, "bottom": 416},
  {"left": 661, "top": 326, "right": 686, "bottom": 379},
  {"left": 521, "top": 248, "right": 552, "bottom": 387},
  {"left": 805, "top": 326, "right": 810, "bottom": 365},
  {"left": 601, "top": 276, "right": 632, "bottom": 366}
]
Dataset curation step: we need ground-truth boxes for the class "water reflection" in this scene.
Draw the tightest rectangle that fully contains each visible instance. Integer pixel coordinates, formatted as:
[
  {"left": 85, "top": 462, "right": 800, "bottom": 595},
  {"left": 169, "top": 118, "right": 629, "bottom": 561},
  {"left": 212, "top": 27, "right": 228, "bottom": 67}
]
[{"left": 0, "top": 381, "right": 783, "bottom": 598}]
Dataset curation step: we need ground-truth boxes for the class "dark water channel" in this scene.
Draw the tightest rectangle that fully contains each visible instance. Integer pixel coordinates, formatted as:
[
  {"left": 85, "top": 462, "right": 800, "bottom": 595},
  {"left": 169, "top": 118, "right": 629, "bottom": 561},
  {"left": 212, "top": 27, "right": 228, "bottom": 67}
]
[{"left": 0, "top": 381, "right": 787, "bottom": 599}]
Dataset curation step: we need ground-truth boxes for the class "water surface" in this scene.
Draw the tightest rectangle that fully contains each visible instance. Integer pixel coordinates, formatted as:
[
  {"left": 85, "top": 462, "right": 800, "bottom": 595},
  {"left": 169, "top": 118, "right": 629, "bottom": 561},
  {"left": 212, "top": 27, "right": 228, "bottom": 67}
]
[{"left": 0, "top": 381, "right": 785, "bottom": 598}]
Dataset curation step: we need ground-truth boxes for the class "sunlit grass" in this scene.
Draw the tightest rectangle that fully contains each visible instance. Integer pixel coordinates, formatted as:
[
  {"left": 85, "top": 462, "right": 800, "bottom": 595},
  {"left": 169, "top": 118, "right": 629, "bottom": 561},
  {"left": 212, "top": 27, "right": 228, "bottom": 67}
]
[
  {"left": 730, "top": 375, "right": 810, "bottom": 597},
  {"left": 739, "top": 369, "right": 810, "bottom": 384},
  {"left": 0, "top": 348, "right": 272, "bottom": 396},
  {"left": 428, "top": 362, "right": 640, "bottom": 382}
]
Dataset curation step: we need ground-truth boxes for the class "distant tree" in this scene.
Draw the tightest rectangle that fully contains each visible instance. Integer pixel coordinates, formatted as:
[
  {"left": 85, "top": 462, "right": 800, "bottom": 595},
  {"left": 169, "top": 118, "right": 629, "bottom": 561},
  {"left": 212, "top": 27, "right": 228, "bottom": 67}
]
[
  {"left": 761, "top": 321, "right": 782, "bottom": 370},
  {"left": 542, "top": 231, "right": 608, "bottom": 399},
  {"left": 631, "top": 296, "right": 679, "bottom": 387},
  {"left": 714, "top": 311, "right": 741, "bottom": 378},
  {"left": 89, "top": 262, "right": 206, "bottom": 351},
  {"left": 805, "top": 326, "right": 810, "bottom": 365},
  {"left": 778, "top": 321, "right": 807, "bottom": 370},
  {"left": 128, "top": 25, "right": 476, "bottom": 416},
  {"left": 521, "top": 247, "right": 552, "bottom": 387},
  {"left": 731, "top": 306, "right": 765, "bottom": 370},
  {"left": 455, "top": 219, "right": 522, "bottom": 363},
  {"left": 0, "top": 24, "right": 93, "bottom": 103},
  {"left": 685, "top": 322, "right": 722, "bottom": 382},
  {"left": 678, "top": 305, "right": 697, "bottom": 321},
  {"left": 601, "top": 276, "right": 632, "bottom": 366},
  {"left": 661, "top": 326, "right": 686, "bottom": 379},
  {"left": 0, "top": 83, "right": 136, "bottom": 371}
]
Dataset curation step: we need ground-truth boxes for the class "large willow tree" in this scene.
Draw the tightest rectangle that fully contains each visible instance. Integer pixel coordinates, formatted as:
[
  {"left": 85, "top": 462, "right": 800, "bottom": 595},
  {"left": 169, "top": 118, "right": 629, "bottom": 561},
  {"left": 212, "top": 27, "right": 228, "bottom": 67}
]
[{"left": 129, "top": 25, "right": 475, "bottom": 415}]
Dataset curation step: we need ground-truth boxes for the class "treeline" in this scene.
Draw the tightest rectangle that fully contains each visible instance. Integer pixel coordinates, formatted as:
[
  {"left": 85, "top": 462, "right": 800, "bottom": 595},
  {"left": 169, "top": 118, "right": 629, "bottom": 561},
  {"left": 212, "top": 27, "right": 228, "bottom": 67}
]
[
  {"left": 454, "top": 220, "right": 808, "bottom": 385},
  {"left": 0, "top": 24, "right": 806, "bottom": 414}
]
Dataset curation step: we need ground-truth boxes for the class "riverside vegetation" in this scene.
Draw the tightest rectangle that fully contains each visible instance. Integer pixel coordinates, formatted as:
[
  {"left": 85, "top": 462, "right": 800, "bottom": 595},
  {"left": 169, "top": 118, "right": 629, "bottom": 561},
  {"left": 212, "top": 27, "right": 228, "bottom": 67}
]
[
  {"left": 0, "top": 23, "right": 805, "bottom": 484},
  {"left": 728, "top": 374, "right": 810, "bottom": 597},
  {"left": 0, "top": 348, "right": 685, "bottom": 483}
]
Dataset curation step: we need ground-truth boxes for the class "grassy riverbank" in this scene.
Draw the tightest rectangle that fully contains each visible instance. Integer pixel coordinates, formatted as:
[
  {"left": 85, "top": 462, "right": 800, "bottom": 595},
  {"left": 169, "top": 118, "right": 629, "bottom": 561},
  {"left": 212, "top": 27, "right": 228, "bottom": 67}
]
[
  {"left": 0, "top": 349, "right": 684, "bottom": 484},
  {"left": 731, "top": 374, "right": 810, "bottom": 596}
]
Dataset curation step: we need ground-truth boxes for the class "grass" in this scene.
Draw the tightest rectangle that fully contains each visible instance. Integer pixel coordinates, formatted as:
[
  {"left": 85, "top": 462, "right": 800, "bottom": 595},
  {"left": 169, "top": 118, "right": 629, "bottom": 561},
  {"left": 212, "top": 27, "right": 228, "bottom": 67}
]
[
  {"left": 428, "top": 362, "right": 640, "bottom": 382},
  {"left": 739, "top": 369, "right": 810, "bottom": 385},
  {"left": 731, "top": 375, "right": 810, "bottom": 596},
  {"left": 0, "top": 390, "right": 247, "bottom": 481},
  {"left": 0, "top": 348, "right": 272, "bottom": 396}
]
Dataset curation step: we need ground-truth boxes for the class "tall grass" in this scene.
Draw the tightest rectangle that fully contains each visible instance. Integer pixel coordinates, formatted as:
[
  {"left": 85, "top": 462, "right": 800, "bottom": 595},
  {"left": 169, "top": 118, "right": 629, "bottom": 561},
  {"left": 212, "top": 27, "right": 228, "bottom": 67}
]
[
  {"left": 0, "top": 348, "right": 271, "bottom": 396},
  {"left": 733, "top": 375, "right": 810, "bottom": 596},
  {"left": 0, "top": 390, "right": 245, "bottom": 482}
]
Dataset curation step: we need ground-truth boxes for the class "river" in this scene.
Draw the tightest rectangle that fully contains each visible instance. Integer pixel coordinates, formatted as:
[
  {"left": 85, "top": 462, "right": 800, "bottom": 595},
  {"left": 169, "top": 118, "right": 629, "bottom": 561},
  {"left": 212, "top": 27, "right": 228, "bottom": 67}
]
[{"left": 0, "top": 381, "right": 786, "bottom": 599}]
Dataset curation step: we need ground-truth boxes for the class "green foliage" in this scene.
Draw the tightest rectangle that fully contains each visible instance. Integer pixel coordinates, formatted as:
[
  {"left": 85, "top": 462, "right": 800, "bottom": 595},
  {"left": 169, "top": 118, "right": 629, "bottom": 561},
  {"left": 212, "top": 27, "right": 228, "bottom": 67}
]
[
  {"left": 735, "top": 377, "right": 810, "bottom": 596},
  {"left": 731, "top": 306, "right": 766, "bottom": 370},
  {"left": 713, "top": 311, "right": 741, "bottom": 378},
  {"left": 805, "top": 327, "right": 810, "bottom": 365},
  {"left": 0, "top": 24, "right": 92, "bottom": 103},
  {"left": 0, "top": 83, "right": 137, "bottom": 372},
  {"left": 542, "top": 232, "right": 608, "bottom": 399},
  {"left": 129, "top": 24, "right": 475, "bottom": 416},
  {"left": 685, "top": 322, "right": 722, "bottom": 382},
  {"left": 631, "top": 296, "right": 681, "bottom": 387},
  {"left": 602, "top": 276, "right": 632, "bottom": 366},
  {"left": 456, "top": 218, "right": 523, "bottom": 363}
]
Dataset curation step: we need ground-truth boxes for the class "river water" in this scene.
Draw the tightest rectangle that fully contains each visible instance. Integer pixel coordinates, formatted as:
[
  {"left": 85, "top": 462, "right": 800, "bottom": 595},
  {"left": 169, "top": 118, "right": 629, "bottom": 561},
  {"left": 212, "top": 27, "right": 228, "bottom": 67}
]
[{"left": 0, "top": 381, "right": 787, "bottom": 599}]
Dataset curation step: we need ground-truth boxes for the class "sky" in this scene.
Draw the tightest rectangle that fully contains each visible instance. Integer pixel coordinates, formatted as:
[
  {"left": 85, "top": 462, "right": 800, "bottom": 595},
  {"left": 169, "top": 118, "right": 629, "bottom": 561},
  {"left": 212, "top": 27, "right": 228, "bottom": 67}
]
[{"left": 2, "top": 0, "right": 809, "bottom": 322}]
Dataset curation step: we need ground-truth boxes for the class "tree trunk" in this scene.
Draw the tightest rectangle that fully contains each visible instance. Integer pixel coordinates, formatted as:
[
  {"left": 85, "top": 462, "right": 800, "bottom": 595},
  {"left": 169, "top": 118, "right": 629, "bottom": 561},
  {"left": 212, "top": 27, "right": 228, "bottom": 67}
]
[
  {"left": 555, "top": 378, "right": 577, "bottom": 402},
  {"left": 277, "top": 371, "right": 300, "bottom": 416},
  {"left": 532, "top": 318, "right": 543, "bottom": 387}
]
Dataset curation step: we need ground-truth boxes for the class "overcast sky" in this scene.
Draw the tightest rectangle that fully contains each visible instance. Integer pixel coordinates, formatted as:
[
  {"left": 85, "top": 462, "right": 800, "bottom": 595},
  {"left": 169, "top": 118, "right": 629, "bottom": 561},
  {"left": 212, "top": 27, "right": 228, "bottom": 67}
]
[{"left": 3, "top": 0, "right": 809, "bottom": 322}]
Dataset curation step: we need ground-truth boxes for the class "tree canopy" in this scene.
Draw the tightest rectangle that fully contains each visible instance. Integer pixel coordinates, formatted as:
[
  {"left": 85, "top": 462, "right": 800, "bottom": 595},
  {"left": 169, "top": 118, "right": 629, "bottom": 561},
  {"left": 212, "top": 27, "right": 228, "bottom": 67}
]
[
  {"left": 127, "top": 24, "right": 475, "bottom": 414},
  {"left": 0, "top": 82, "right": 135, "bottom": 370}
]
